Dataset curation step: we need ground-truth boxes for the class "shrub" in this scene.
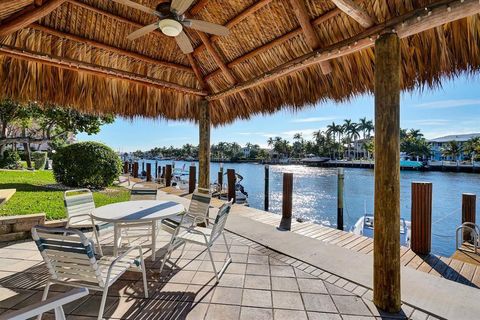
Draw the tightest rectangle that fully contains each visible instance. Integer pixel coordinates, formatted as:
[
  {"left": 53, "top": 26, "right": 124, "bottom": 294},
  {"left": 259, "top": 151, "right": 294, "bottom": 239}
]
[
  {"left": 0, "top": 149, "right": 21, "bottom": 169},
  {"left": 53, "top": 142, "right": 121, "bottom": 188},
  {"left": 32, "top": 151, "right": 48, "bottom": 170}
]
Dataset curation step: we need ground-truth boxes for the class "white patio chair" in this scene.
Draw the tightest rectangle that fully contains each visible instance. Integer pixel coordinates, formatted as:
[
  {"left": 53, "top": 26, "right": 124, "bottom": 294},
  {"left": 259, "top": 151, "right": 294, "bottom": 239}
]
[
  {"left": 116, "top": 182, "right": 159, "bottom": 248},
  {"left": 160, "top": 200, "right": 233, "bottom": 283},
  {"left": 160, "top": 189, "right": 211, "bottom": 233},
  {"left": 31, "top": 226, "right": 148, "bottom": 320},
  {"left": 0, "top": 288, "right": 89, "bottom": 320},
  {"left": 64, "top": 189, "right": 104, "bottom": 255}
]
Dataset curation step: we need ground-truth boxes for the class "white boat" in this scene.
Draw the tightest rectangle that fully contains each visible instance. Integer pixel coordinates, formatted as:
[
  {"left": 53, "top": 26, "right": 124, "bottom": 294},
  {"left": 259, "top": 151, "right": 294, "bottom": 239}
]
[{"left": 351, "top": 214, "right": 411, "bottom": 247}]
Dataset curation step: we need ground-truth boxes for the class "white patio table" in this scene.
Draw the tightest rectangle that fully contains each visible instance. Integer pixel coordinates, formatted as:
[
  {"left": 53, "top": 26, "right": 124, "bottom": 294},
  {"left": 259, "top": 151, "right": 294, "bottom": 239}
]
[{"left": 92, "top": 200, "right": 185, "bottom": 260}]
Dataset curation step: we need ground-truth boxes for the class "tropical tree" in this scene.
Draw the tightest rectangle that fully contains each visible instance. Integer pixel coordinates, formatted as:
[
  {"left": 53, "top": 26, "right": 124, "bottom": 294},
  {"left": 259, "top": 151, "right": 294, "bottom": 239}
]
[
  {"left": 463, "top": 137, "right": 480, "bottom": 161},
  {"left": 441, "top": 141, "right": 463, "bottom": 161},
  {"left": 400, "top": 129, "right": 431, "bottom": 159},
  {"left": 342, "top": 119, "right": 358, "bottom": 159},
  {"left": 326, "top": 121, "right": 343, "bottom": 144}
]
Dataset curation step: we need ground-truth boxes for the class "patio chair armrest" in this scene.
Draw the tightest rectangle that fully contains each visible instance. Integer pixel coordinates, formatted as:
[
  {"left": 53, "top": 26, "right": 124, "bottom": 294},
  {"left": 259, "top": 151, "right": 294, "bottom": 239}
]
[{"left": 176, "top": 225, "right": 209, "bottom": 243}]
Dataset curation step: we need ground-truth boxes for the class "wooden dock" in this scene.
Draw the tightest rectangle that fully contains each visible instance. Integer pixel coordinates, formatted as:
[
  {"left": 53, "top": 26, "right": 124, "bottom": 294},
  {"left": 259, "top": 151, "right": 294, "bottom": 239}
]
[{"left": 174, "top": 188, "right": 480, "bottom": 288}]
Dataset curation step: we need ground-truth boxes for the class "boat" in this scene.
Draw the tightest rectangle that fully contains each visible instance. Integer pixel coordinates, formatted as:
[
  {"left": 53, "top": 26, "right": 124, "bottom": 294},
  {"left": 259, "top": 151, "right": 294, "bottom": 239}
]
[
  {"left": 301, "top": 156, "right": 331, "bottom": 165},
  {"left": 171, "top": 165, "right": 190, "bottom": 190},
  {"left": 351, "top": 214, "right": 411, "bottom": 247}
]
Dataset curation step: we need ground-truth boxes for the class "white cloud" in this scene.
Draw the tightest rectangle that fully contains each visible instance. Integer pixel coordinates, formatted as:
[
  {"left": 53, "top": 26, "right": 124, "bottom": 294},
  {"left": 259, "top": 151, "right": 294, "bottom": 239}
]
[
  {"left": 291, "top": 116, "right": 336, "bottom": 123},
  {"left": 415, "top": 99, "right": 480, "bottom": 109}
]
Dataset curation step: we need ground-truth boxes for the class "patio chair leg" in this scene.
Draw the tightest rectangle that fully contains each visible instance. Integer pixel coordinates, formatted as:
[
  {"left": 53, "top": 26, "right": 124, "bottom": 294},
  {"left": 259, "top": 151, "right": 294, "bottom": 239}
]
[
  {"left": 160, "top": 242, "right": 174, "bottom": 274},
  {"left": 172, "top": 242, "right": 187, "bottom": 268},
  {"left": 140, "top": 255, "right": 149, "bottom": 298},
  {"left": 53, "top": 306, "right": 67, "bottom": 320},
  {"left": 36, "top": 280, "right": 51, "bottom": 320},
  {"left": 93, "top": 227, "right": 103, "bottom": 256},
  {"left": 98, "top": 287, "right": 109, "bottom": 320},
  {"left": 222, "top": 233, "right": 232, "bottom": 261},
  {"left": 206, "top": 246, "right": 220, "bottom": 283}
]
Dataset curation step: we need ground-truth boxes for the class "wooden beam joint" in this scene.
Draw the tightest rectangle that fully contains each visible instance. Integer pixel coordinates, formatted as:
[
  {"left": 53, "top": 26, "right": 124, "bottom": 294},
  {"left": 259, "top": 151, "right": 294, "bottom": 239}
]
[{"left": 331, "top": 0, "right": 375, "bottom": 28}]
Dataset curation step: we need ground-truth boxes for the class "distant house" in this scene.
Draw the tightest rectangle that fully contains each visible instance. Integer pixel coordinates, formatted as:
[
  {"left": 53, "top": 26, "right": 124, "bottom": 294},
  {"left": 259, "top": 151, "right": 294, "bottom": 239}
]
[
  {"left": 242, "top": 147, "right": 251, "bottom": 158},
  {"left": 428, "top": 133, "right": 480, "bottom": 161}
]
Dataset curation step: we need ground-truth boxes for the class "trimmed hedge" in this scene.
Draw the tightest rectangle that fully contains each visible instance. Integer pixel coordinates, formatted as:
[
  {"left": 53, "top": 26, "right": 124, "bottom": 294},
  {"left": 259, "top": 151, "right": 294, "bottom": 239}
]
[
  {"left": 53, "top": 142, "right": 121, "bottom": 188},
  {"left": 32, "top": 151, "right": 47, "bottom": 170},
  {"left": 0, "top": 150, "right": 21, "bottom": 169}
]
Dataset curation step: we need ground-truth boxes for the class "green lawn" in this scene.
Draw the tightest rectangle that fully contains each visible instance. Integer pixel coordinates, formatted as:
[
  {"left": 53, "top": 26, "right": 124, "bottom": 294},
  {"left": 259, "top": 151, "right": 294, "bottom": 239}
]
[{"left": 0, "top": 170, "right": 130, "bottom": 220}]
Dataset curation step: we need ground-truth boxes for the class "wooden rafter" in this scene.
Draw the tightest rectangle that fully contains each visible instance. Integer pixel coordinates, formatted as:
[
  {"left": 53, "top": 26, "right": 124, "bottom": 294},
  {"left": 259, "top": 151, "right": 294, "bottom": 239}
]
[
  {"left": 289, "top": 0, "right": 332, "bottom": 74},
  {"left": 0, "top": 45, "right": 207, "bottom": 96},
  {"left": 193, "top": 0, "right": 273, "bottom": 55},
  {"left": 190, "top": 0, "right": 209, "bottom": 16},
  {"left": 29, "top": 24, "right": 194, "bottom": 74},
  {"left": 331, "top": 0, "right": 375, "bottom": 28},
  {"left": 204, "top": 5, "right": 343, "bottom": 81},
  {"left": 0, "top": 0, "right": 66, "bottom": 37},
  {"left": 208, "top": 0, "right": 480, "bottom": 100},
  {"left": 186, "top": 53, "right": 209, "bottom": 91},
  {"left": 196, "top": 31, "right": 237, "bottom": 85}
]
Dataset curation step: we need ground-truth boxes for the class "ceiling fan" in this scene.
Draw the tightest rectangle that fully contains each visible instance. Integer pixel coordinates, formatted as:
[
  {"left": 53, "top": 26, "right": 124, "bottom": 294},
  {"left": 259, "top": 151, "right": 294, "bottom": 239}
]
[{"left": 111, "top": 0, "right": 230, "bottom": 54}]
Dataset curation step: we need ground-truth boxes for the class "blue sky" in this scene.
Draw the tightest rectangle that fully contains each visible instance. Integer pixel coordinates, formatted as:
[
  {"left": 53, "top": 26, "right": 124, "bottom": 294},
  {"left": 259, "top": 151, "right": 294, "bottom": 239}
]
[{"left": 78, "top": 74, "right": 480, "bottom": 152}]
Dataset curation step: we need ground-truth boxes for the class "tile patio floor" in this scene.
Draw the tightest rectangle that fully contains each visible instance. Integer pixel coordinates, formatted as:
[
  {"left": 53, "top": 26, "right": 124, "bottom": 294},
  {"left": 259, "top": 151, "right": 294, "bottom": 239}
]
[{"left": 0, "top": 227, "right": 438, "bottom": 320}]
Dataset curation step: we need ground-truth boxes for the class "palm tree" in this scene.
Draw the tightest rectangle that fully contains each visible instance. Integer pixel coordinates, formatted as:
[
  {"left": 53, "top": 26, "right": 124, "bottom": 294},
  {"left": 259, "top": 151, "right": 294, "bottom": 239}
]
[
  {"left": 358, "top": 117, "right": 368, "bottom": 140},
  {"left": 343, "top": 119, "right": 357, "bottom": 159},
  {"left": 327, "top": 122, "right": 343, "bottom": 144},
  {"left": 463, "top": 137, "right": 480, "bottom": 162},
  {"left": 441, "top": 141, "right": 462, "bottom": 161},
  {"left": 267, "top": 137, "right": 274, "bottom": 147}
]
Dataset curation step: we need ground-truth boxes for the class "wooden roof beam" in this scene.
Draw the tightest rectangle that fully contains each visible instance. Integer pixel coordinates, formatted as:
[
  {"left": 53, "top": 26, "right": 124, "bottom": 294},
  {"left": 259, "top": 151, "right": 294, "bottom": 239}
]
[
  {"left": 208, "top": 0, "right": 480, "bottom": 101},
  {"left": 204, "top": 6, "right": 343, "bottom": 82},
  {"left": 331, "top": 0, "right": 375, "bottom": 28},
  {"left": 193, "top": 0, "right": 273, "bottom": 55},
  {"left": 289, "top": 0, "right": 332, "bottom": 74},
  {"left": 196, "top": 31, "right": 237, "bottom": 85},
  {"left": 0, "top": 44, "right": 207, "bottom": 96},
  {"left": 190, "top": 0, "right": 209, "bottom": 16},
  {"left": 186, "top": 53, "right": 209, "bottom": 91},
  {"left": 0, "top": 0, "right": 66, "bottom": 37},
  {"left": 29, "top": 24, "right": 194, "bottom": 74}
]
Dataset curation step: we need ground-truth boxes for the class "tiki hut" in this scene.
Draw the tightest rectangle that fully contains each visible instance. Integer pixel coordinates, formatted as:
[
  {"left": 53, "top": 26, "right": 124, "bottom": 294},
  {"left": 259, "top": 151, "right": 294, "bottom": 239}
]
[{"left": 1, "top": 0, "right": 479, "bottom": 312}]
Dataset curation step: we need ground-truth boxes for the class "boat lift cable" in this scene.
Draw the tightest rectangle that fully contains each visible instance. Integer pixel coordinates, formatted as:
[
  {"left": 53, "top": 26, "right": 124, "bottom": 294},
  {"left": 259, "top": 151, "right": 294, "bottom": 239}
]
[{"left": 431, "top": 208, "right": 460, "bottom": 238}]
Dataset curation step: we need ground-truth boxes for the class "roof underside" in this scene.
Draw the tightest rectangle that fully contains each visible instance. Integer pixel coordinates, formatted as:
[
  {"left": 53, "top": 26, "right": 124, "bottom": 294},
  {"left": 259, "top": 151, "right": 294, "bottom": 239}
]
[{"left": 0, "top": 0, "right": 480, "bottom": 125}]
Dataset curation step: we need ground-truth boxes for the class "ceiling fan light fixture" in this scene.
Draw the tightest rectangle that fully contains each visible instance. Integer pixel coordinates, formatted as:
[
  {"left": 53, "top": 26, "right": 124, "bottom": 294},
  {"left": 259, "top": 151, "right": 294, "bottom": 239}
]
[{"left": 159, "top": 19, "right": 183, "bottom": 37}]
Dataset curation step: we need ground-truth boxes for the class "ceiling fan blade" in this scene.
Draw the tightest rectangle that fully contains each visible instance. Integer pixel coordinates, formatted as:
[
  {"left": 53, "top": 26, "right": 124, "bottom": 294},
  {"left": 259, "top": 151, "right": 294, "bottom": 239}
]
[
  {"left": 175, "top": 31, "right": 194, "bottom": 54},
  {"left": 111, "top": 0, "right": 158, "bottom": 16},
  {"left": 185, "top": 19, "right": 229, "bottom": 36},
  {"left": 170, "top": 0, "right": 195, "bottom": 15},
  {"left": 127, "top": 22, "right": 159, "bottom": 40}
]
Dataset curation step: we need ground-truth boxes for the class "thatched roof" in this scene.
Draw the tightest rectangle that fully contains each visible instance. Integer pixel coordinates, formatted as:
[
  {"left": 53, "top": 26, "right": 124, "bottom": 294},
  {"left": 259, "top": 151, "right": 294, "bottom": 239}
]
[{"left": 1, "top": 0, "right": 479, "bottom": 125}]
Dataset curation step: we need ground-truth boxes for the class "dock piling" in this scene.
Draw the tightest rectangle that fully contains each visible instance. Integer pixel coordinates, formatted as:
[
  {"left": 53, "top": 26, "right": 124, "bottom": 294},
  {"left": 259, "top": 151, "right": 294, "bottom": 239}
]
[
  {"left": 279, "top": 172, "right": 293, "bottom": 231},
  {"left": 227, "top": 169, "right": 236, "bottom": 203},
  {"left": 165, "top": 164, "right": 172, "bottom": 187},
  {"left": 189, "top": 165, "right": 197, "bottom": 194},
  {"left": 133, "top": 162, "right": 139, "bottom": 178},
  {"left": 411, "top": 182, "right": 433, "bottom": 255},
  {"left": 462, "top": 193, "right": 477, "bottom": 242},
  {"left": 123, "top": 161, "right": 129, "bottom": 174},
  {"left": 264, "top": 165, "right": 269, "bottom": 212},
  {"left": 146, "top": 163, "right": 152, "bottom": 182},
  {"left": 218, "top": 163, "right": 224, "bottom": 193},
  {"left": 337, "top": 168, "right": 344, "bottom": 230}
]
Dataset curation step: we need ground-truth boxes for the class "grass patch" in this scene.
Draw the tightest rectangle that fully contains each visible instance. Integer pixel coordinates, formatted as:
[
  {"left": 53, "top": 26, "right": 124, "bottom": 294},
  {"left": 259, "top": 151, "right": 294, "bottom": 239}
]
[{"left": 0, "top": 170, "right": 130, "bottom": 220}]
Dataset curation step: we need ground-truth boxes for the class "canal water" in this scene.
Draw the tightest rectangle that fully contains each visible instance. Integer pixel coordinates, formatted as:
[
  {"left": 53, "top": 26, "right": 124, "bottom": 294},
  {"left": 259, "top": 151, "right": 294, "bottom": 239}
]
[{"left": 139, "top": 160, "right": 480, "bottom": 257}]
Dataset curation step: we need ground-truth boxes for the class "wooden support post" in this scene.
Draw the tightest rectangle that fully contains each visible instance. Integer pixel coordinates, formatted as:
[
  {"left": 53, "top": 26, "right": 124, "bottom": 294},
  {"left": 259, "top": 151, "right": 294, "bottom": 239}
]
[
  {"left": 165, "top": 165, "right": 172, "bottom": 187},
  {"left": 158, "top": 166, "right": 162, "bottom": 179},
  {"left": 123, "top": 161, "right": 129, "bottom": 174},
  {"left": 411, "top": 182, "right": 433, "bottom": 255},
  {"left": 146, "top": 163, "right": 152, "bottom": 182},
  {"left": 218, "top": 171, "right": 223, "bottom": 193},
  {"left": 133, "top": 162, "right": 139, "bottom": 178},
  {"left": 462, "top": 193, "right": 477, "bottom": 242},
  {"left": 264, "top": 165, "right": 270, "bottom": 212},
  {"left": 227, "top": 169, "right": 236, "bottom": 203},
  {"left": 155, "top": 161, "right": 159, "bottom": 178},
  {"left": 141, "top": 162, "right": 145, "bottom": 174},
  {"left": 198, "top": 99, "right": 211, "bottom": 194},
  {"left": 279, "top": 173, "right": 293, "bottom": 231},
  {"left": 373, "top": 32, "right": 401, "bottom": 313},
  {"left": 189, "top": 165, "right": 197, "bottom": 194},
  {"left": 337, "top": 168, "right": 344, "bottom": 230}
]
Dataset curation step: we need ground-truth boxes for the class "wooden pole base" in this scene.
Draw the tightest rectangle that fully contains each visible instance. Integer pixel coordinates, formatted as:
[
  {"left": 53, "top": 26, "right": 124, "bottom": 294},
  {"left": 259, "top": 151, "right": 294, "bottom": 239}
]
[{"left": 279, "top": 173, "right": 293, "bottom": 231}]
